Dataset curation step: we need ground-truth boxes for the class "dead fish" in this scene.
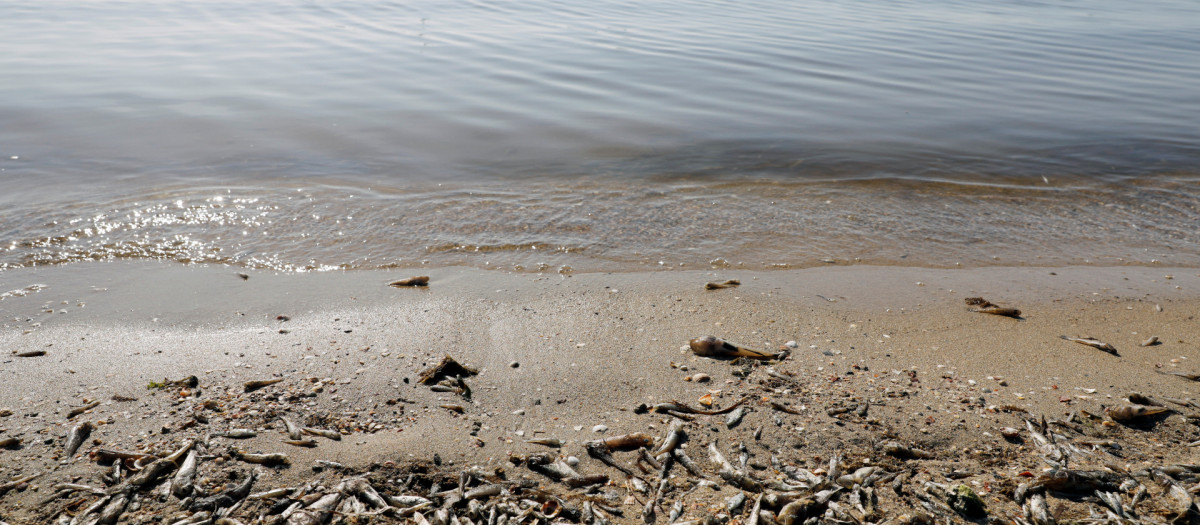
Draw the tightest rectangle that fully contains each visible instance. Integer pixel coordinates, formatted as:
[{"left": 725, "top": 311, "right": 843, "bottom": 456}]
[
  {"left": 249, "top": 487, "right": 293, "bottom": 500},
  {"left": 836, "top": 466, "right": 879, "bottom": 488},
  {"left": 283, "top": 439, "right": 318, "bottom": 448},
  {"left": 67, "top": 400, "right": 101, "bottom": 418},
  {"left": 525, "top": 438, "right": 562, "bottom": 448},
  {"left": 243, "top": 378, "right": 284, "bottom": 392},
  {"left": 726, "top": 407, "right": 749, "bottom": 429},
  {"left": 882, "top": 441, "right": 933, "bottom": 459},
  {"left": 388, "top": 275, "right": 429, "bottom": 287},
  {"left": 1141, "top": 336, "right": 1160, "bottom": 347},
  {"left": 565, "top": 474, "right": 609, "bottom": 488},
  {"left": 689, "top": 336, "right": 782, "bottom": 359},
  {"left": 90, "top": 448, "right": 154, "bottom": 464},
  {"left": 653, "top": 420, "right": 685, "bottom": 456},
  {"left": 705, "top": 279, "right": 740, "bottom": 290},
  {"left": 171, "top": 450, "right": 198, "bottom": 498},
  {"left": 15, "top": 350, "right": 46, "bottom": 357},
  {"left": 0, "top": 472, "right": 43, "bottom": 496},
  {"left": 280, "top": 416, "right": 302, "bottom": 440},
  {"left": 1128, "top": 393, "right": 1161, "bottom": 406},
  {"left": 1157, "top": 370, "right": 1200, "bottom": 381},
  {"left": 964, "top": 297, "right": 1021, "bottom": 318},
  {"left": 1036, "top": 469, "right": 1124, "bottom": 493},
  {"left": 189, "top": 470, "right": 259, "bottom": 512},
  {"left": 65, "top": 421, "right": 93, "bottom": 457},
  {"left": 0, "top": 437, "right": 20, "bottom": 449},
  {"left": 1060, "top": 336, "right": 1117, "bottom": 355},
  {"left": 231, "top": 450, "right": 289, "bottom": 466},
  {"left": 211, "top": 429, "right": 257, "bottom": 439},
  {"left": 1106, "top": 404, "right": 1170, "bottom": 423},
  {"left": 302, "top": 427, "right": 342, "bottom": 441},
  {"left": 596, "top": 432, "right": 654, "bottom": 451},
  {"left": 586, "top": 441, "right": 634, "bottom": 476},
  {"left": 770, "top": 401, "right": 804, "bottom": 415}
]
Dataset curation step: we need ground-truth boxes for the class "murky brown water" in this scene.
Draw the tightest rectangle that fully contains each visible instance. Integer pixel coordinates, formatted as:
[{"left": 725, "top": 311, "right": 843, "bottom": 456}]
[{"left": 3, "top": 0, "right": 1200, "bottom": 272}]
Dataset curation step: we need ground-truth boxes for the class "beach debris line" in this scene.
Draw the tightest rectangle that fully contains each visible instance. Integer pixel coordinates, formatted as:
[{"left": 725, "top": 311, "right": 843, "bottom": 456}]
[
  {"left": 388, "top": 275, "right": 430, "bottom": 287},
  {"left": 705, "top": 279, "right": 740, "bottom": 290},
  {"left": 964, "top": 297, "right": 1021, "bottom": 318},
  {"left": 689, "top": 336, "right": 786, "bottom": 359},
  {"left": 1060, "top": 335, "right": 1118, "bottom": 355}
]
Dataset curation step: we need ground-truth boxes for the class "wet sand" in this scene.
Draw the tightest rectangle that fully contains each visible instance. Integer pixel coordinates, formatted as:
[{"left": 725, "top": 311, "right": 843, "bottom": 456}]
[{"left": 1, "top": 263, "right": 1199, "bottom": 523}]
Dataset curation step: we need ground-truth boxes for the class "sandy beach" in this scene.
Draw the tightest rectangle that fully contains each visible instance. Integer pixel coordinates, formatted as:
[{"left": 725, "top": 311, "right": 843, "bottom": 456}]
[{"left": 2, "top": 263, "right": 1199, "bottom": 524}]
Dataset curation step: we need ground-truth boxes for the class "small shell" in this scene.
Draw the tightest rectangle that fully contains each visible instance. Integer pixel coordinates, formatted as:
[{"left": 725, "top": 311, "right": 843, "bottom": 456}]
[
  {"left": 1000, "top": 427, "right": 1021, "bottom": 439},
  {"left": 698, "top": 393, "right": 714, "bottom": 407},
  {"left": 687, "top": 373, "right": 712, "bottom": 383}
]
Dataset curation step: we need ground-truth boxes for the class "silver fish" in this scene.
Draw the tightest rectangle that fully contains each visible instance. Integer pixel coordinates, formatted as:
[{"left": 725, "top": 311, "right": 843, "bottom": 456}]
[
  {"left": 1060, "top": 336, "right": 1117, "bottom": 355},
  {"left": 231, "top": 450, "right": 289, "bottom": 466},
  {"left": 301, "top": 427, "right": 342, "bottom": 441},
  {"left": 171, "top": 450, "right": 198, "bottom": 499},
  {"left": 280, "top": 416, "right": 302, "bottom": 440},
  {"left": 726, "top": 407, "right": 749, "bottom": 429},
  {"left": 64, "top": 422, "right": 93, "bottom": 457}
]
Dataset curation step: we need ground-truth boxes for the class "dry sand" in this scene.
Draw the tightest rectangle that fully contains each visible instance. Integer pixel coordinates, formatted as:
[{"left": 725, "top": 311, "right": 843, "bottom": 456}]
[{"left": 1, "top": 262, "right": 1199, "bottom": 524}]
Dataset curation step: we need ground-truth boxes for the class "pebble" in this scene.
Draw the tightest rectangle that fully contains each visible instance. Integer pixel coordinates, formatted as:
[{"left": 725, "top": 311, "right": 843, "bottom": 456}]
[
  {"left": 513, "top": 409, "right": 525, "bottom": 415},
  {"left": 509, "top": 361, "right": 520, "bottom": 368},
  {"left": 592, "top": 425, "right": 608, "bottom": 433},
  {"left": 566, "top": 456, "right": 580, "bottom": 467},
  {"left": 785, "top": 341, "right": 799, "bottom": 349}
]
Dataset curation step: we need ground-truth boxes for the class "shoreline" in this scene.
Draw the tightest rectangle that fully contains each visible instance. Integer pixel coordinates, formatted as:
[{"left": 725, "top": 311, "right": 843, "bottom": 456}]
[{"left": 1, "top": 262, "right": 1199, "bottom": 523}]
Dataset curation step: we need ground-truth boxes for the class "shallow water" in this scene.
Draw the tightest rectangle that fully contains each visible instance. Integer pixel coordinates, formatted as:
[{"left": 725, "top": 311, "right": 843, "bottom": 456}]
[{"left": 2, "top": 0, "right": 1200, "bottom": 272}]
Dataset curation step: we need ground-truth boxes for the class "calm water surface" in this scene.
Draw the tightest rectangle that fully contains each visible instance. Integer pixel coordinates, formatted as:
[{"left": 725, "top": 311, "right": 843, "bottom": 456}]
[{"left": 2, "top": 0, "right": 1200, "bottom": 272}]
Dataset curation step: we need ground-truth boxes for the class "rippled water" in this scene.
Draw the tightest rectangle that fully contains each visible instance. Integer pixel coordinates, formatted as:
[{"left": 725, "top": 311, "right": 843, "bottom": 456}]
[{"left": 3, "top": 0, "right": 1200, "bottom": 272}]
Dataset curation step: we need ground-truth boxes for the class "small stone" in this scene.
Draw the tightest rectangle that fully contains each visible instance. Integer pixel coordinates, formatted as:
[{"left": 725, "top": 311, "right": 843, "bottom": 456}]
[
  {"left": 574, "top": 425, "right": 583, "bottom": 431},
  {"left": 509, "top": 361, "right": 520, "bottom": 368},
  {"left": 592, "top": 425, "right": 608, "bottom": 433},
  {"left": 566, "top": 456, "right": 580, "bottom": 467},
  {"left": 513, "top": 409, "right": 525, "bottom": 415},
  {"left": 785, "top": 341, "right": 799, "bottom": 349}
]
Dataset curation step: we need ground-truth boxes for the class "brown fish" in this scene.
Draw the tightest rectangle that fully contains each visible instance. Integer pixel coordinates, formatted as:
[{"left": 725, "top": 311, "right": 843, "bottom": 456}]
[
  {"left": 243, "top": 378, "right": 284, "bottom": 392},
  {"left": 964, "top": 297, "right": 1021, "bottom": 318},
  {"left": 1106, "top": 404, "right": 1170, "bottom": 423},
  {"left": 689, "top": 336, "right": 780, "bottom": 359},
  {"left": 705, "top": 279, "right": 740, "bottom": 290},
  {"left": 388, "top": 276, "right": 429, "bottom": 287},
  {"left": 67, "top": 400, "right": 100, "bottom": 419},
  {"left": 596, "top": 432, "right": 654, "bottom": 451}
]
